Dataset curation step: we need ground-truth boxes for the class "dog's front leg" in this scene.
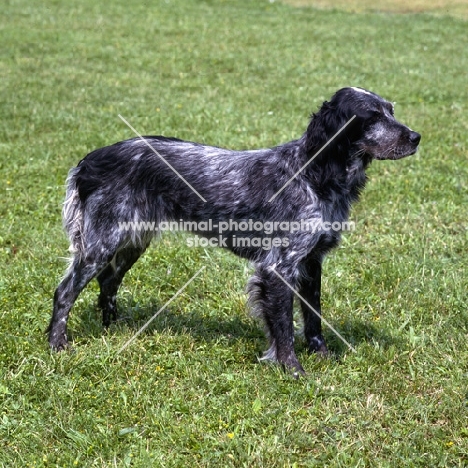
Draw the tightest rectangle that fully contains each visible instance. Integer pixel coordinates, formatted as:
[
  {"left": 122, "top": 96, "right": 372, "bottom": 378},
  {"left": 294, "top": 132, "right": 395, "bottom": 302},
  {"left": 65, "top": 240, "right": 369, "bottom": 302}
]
[
  {"left": 299, "top": 257, "right": 328, "bottom": 355},
  {"left": 252, "top": 267, "right": 305, "bottom": 376}
]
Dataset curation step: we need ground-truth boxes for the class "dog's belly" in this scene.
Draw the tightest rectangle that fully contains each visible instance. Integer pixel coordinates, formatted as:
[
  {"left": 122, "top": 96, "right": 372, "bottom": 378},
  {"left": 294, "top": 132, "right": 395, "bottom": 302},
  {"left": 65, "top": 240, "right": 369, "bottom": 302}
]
[{"left": 314, "top": 231, "right": 341, "bottom": 253}]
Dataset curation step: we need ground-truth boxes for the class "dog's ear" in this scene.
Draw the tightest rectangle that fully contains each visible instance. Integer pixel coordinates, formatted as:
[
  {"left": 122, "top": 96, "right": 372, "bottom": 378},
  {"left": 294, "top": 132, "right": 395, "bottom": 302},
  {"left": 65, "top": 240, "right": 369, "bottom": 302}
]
[{"left": 304, "top": 98, "right": 362, "bottom": 158}]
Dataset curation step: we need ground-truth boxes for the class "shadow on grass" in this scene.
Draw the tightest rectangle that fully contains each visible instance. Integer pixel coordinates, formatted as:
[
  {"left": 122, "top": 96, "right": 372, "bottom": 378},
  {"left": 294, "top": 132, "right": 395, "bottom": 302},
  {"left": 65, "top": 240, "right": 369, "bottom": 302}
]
[
  {"left": 318, "top": 318, "right": 404, "bottom": 358},
  {"left": 72, "top": 300, "right": 262, "bottom": 345},
  {"left": 71, "top": 300, "right": 403, "bottom": 358}
]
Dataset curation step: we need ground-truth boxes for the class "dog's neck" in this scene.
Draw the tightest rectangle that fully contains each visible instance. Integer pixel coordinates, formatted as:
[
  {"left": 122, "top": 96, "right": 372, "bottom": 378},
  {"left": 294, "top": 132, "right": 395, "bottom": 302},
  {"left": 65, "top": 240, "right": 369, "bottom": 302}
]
[
  {"left": 345, "top": 150, "right": 372, "bottom": 201},
  {"left": 298, "top": 135, "right": 371, "bottom": 206}
]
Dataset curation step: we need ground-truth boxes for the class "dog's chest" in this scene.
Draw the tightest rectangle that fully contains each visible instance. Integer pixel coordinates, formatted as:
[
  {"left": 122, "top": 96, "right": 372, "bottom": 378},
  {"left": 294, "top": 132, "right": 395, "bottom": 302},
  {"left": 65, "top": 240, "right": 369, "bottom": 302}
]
[{"left": 312, "top": 182, "right": 356, "bottom": 251}]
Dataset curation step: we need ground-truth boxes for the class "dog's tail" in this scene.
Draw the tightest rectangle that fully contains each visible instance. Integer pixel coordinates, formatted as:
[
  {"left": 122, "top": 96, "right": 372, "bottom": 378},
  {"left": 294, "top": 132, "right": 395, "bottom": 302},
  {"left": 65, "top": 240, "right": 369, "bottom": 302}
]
[{"left": 62, "top": 167, "right": 85, "bottom": 257}]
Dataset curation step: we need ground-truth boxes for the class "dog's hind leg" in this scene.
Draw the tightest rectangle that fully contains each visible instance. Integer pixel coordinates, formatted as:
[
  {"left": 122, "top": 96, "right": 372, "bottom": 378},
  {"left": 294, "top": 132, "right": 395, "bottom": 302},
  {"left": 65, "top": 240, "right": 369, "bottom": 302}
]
[
  {"left": 48, "top": 247, "right": 118, "bottom": 350},
  {"left": 97, "top": 245, "right": 149, "bottom": 327},
  {"left": 249, "top": 266, "right": 304, "bottom": 375},
  {"left": 298, "top": 256, "right": 328, "bottom": 355}
]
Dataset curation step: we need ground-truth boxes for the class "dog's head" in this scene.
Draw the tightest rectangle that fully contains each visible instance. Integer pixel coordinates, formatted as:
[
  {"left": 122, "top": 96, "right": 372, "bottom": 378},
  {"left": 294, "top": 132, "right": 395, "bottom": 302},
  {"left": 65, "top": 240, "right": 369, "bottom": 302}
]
[{"left": 330, "top": 87, "right": 421, "bottom": 160}]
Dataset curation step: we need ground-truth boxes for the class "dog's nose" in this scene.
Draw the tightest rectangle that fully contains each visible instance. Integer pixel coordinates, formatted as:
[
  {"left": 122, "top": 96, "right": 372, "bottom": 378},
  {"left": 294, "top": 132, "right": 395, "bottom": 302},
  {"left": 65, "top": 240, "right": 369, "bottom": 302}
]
[{"left": 409, "top": 131, "right": 421, "bottom": 145}]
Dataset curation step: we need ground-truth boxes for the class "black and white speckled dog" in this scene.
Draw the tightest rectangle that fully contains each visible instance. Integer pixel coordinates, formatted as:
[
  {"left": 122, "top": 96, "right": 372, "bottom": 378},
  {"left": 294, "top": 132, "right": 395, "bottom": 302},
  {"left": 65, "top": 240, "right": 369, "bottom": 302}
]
[{"left": 48, "top": 87, "right": 420, "bottom": 374}]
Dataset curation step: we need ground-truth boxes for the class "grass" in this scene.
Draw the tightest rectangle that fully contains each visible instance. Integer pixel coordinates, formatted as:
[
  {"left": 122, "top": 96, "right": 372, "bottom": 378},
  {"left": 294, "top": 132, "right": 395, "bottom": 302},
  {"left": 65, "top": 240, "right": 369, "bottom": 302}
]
[
  {"left": 1, "top": 0, "right": 467, "bottom": 466},
  {"left": 283, "top": 0, "right": 468, "bottom": 18}
]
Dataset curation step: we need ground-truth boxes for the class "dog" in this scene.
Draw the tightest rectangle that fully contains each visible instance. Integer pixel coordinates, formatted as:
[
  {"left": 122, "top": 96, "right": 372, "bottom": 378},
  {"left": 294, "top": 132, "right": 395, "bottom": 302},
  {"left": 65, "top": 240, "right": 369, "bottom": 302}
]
[{"left": 48, "top": 87, "right": 420, "bottom": 375}]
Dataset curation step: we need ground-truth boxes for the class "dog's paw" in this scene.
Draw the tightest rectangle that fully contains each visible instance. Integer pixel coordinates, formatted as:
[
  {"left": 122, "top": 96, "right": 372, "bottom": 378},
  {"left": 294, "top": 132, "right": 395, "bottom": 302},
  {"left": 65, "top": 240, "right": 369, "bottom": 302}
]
[
  {"left": 307, "top": 335, "right": 329, "bottom": 357},
  {"left": 280, "top": 354, "right": 306, "bottom": 378},
  {"left": 48, "top": 334, "right": 69, "bottom": 352},
  {"left": 290, "top": 366, "right": 306, "bottom": 379}
]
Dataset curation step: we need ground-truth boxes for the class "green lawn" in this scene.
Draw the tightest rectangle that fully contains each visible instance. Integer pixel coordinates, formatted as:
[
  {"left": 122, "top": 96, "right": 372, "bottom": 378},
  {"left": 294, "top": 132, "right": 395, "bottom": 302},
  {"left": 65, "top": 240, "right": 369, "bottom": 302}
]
[
  {"left": 1, "top": 0, "right": 467, "bottom": 466},
  {"left": 284, "top": 0, "right": 468, "bottom": 18}
]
